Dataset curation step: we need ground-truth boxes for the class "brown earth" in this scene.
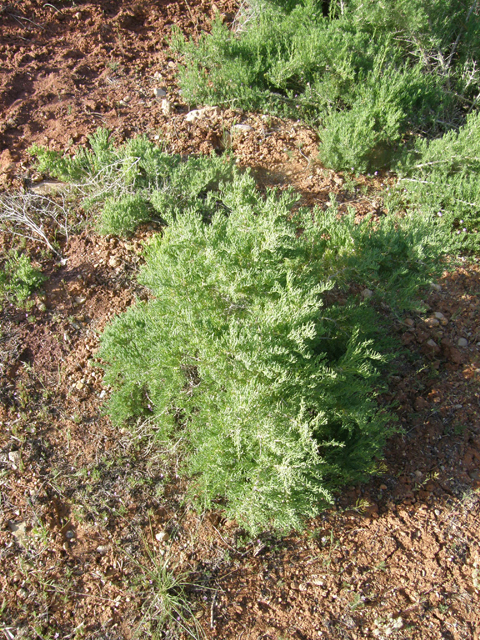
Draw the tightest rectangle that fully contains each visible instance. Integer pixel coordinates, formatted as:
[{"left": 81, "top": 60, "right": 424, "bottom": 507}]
[{"left": 1, "top": 1, "right": 480, "bottom": 639}]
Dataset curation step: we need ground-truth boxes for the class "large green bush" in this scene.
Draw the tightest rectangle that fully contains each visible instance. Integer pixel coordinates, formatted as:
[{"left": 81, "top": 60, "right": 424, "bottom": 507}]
[
  {"left": 97, "top": 169, "right": 446, "bottom": 533},
  {"left": 172, "top": 0, "right": 480, "bottom": 171}
]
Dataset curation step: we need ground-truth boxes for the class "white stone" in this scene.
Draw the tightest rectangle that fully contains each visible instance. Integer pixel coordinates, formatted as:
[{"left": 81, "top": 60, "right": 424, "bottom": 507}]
[
  {"left": 457, "top": 337, "right": 468, "bottom": 347},
  {"left": 161, "top": 99, "right": 172, "bottom": 116},
  {"left": 153, "top": 87, "right": 167, "bottom": 98},
  {"left": 155, "top": 531, "right": 169, "bottom": 543},
  {"left": 185, "top": 106, "right": 220, "bottom": 122},
  {"left": 231, "top": 124, "right": 253, "bottom": 134},
  {"left": 8, "top": 451, "right": 21, "bottom": 469}
]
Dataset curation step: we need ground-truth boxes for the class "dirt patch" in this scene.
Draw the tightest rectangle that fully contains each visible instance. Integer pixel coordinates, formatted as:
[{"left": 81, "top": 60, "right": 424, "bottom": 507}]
[{"left": 1, "top": 1, "right": 480, "bottom": 639}]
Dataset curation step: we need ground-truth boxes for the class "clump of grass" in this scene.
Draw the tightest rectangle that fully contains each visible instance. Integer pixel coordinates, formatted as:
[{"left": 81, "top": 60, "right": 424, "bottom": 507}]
[{"left": 125, "top": 541, "right": 206, "bottom": 640}]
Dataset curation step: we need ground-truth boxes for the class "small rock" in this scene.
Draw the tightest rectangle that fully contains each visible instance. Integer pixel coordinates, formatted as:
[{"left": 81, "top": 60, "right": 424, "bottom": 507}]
[
  {"left": 75, "top": 381, "right": 84, "bottom": 391},
  {"left": 30, "top": 180, "right": 67, "bottom": 196},
  {"left": 231, "top": 124, "right": 253, "bottom": 134},
  {"left": 379, "top": 484, "right": 388, "bottom": 491},
  {"left": 65, "top": 530, "right": 75, "bottom": 540},
  {"left": 8, "top": 520, "right": 27, "bottom": 545},
  {"left": 425, "top": 317, "right": 440, "bottom": 328},
  {"left": 108, "top": 256, "right": 121, "bottom": 268},
  {"left": 155, "top": 531, "right": 169, "bottom": 543},
  {"left": 185, "top": 106, "right": 220, "bottom": 122},
  {"left": 426, "top": 338, "right": 438, "bottom": 348},
  {"left": 153, "top": 87, "right": 167, "bottom": 99},
  {"left": 362, "top": 288, "right": 373, "bottom": 299},
  {"left": 430, "top": 283, "right": 442, "bottom": 291},
  {"left": 8, "top": 450, "right": 21, "bottom": 469},
  {"left": 434, "top": 311, "right": 446, "bottom": 320},
  {"left": 404, "top": 318, "right": 415, "bottom": 327},
  {"left": 96, "top": 545, "right": 108, "bottom": 554},
  {"left": 457, "top": 337, "right": 468, "bottom": 347},
  {"left": 161, "top": 99, "right": 172, "bottom": 116}
]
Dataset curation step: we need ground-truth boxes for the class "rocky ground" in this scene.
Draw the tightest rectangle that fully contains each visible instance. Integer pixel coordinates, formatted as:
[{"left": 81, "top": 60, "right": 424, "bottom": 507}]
[{"left": 1, "top": 1, "right": 479, "bottom": 639}]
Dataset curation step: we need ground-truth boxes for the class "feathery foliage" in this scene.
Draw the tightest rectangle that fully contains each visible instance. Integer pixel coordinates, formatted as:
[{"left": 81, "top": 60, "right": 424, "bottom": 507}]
[
  {"left": 30, "top": 130, "right": 236, "bottom": 236},
  {"left": 0, "top": 250, "right": 45, "bottom": 307},
  {"left": 394, "top": 110, "right": 480, "bottom": 251},
  {"left": 171, "top": 0, "right": 480, "bottom": 171},
  {"left": 97, "top": 168, "right": 446, "bottom": 533}
]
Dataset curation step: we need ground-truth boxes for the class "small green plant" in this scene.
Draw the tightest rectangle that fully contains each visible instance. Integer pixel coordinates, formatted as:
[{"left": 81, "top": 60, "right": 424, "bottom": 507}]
[
  {"left": 0, "top": 250, "right": 45, "bottom": 307},
  {"left": 30, "top": 129, "right": 236, "bottom": 236},
  {"left": 97, "top": 169, "right": 447, "bottom": 533}
]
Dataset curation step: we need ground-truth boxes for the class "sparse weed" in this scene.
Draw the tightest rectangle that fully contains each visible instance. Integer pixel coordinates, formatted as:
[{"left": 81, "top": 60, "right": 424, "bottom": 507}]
[{"left": 124, "top": 539, "right": 207, "bottom": 640}]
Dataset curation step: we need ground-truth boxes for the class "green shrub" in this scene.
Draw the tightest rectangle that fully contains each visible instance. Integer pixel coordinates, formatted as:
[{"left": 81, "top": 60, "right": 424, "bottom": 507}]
[
  {"left": 0, "top": 250, "right": 45, "bottom": 307},
  {"left": 172, "top": 0, "right": 479, "bottom": 171},
  {"left": 30, "top": 130, "right": 236, "bottom": 236},
  {"left": 97, "top": 171, "right": 446, "bottom": 533},
  {"left": 394, "top": 110, "right": 480, "bottom": 251}
]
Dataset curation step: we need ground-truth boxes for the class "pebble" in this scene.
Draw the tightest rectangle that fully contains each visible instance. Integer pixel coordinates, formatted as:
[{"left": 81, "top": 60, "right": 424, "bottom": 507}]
[
  {"left": 75, "top": 381, "right": 84, "bottom": 391},
  {"left": 96, "top": 545, "right": 108, "bottom": 554},
  {"left": 8, "top": 520, "right": 27, "bottom": 545},
  {"left": 153, "top": 87, "right": 167, "bottom": 98},
  {"left": 425, "top": 317, "right": 440, "bottom": 328},
  {"left": 404, "top": 318, "right": 415, "bottom": 327},
  {"left": 155, "top": 531, "right": 169, "bottom": 543},
  {"left": 362, "top": 288, "right": 373, "bottom": 299},
  {"left": 457, "top": 337, "right": 468, "bottom": 347},
  {"left": 430, "top": 283, "right": 442, "bottom": 291},
  {"left": 231, "top": 124, "right": 253, "bottom": 134},
  {"left": 426, "top": 339, "right": 438, "bottom": 348},
  {"left": 65, "top": 530, "right": 75, "bottom": 540},
  {"left": 185, "top": 106, "right": 220, "bottom": 122},
  {"left": 8, "top": 450, "right": 21, "bottom": 469},
  {"left": 30, "top": 180, "right": 66, "bottom": 196},
  {"left": 161, "top": 99, "right": 172, "bottom": 115}
]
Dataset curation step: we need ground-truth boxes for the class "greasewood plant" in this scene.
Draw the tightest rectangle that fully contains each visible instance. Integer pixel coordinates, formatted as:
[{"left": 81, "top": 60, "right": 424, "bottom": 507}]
[{"left": 97, "top": 167, "right": 446, "bottom": 533}]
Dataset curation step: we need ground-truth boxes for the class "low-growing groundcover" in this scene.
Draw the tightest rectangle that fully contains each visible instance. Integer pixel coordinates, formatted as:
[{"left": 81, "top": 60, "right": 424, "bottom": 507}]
[
  {"left": 97, "top": 168, "right": 447, "bottom": 533},
  {"left": 0, "top": 250, "right": 45, "bottom": 308},
  {"left": 172, "top": 0, "right": 480, "bottom": 173},
  {"left": 30, "top": 129, "right": 236, "bottom": 237}
]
